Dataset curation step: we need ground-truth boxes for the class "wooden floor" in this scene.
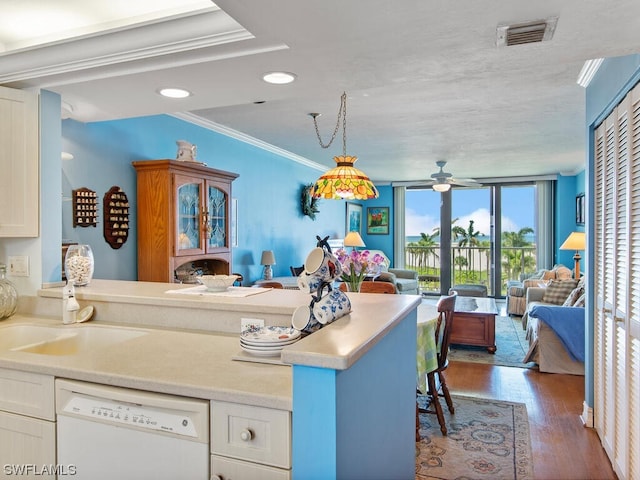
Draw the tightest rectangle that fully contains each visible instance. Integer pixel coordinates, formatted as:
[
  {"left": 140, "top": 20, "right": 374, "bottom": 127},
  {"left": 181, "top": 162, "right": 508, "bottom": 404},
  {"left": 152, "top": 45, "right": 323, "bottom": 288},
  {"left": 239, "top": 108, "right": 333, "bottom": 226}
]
[{"left": 445, "top": 361, "right": 617, "bottom": 480}]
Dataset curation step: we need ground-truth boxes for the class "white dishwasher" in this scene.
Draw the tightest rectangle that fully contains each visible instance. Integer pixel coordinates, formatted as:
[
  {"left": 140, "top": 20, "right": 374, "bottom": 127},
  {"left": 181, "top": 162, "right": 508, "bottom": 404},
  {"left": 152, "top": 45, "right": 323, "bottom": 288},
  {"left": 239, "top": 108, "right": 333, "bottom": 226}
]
[{"left": 55, "top": 379, "right": 209, "bottom": 480}]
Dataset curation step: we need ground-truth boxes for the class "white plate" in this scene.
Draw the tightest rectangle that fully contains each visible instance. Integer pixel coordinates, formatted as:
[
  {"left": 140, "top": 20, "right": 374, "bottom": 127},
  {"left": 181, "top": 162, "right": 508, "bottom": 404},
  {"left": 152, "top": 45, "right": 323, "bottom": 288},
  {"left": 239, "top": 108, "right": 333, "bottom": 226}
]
[
  {"left": 240, "top": 326, "right": 301, "bottom": 344},
  {"left": 240, "top": 344, "right": 284, "bottom": 352},
  {"left": 240, "top": 345, "right": 282, "bottom": 357},
  {"left": 240, "top": 336, "right": 299, "bottom": 347},
  {"left": 240, "top": 339, "right": 294, "bottom": 350}
]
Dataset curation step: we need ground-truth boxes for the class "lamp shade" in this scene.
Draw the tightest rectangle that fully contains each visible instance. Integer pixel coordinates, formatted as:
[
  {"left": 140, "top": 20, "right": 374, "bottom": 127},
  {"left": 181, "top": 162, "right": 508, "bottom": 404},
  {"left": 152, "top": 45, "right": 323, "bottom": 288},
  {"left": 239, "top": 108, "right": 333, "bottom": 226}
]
[
  {"left": 344, "top": 231, "right": 366, "bottom": 248},
  {"left": 312, "top": 156, "right": 379, "bottom": 200},
  {"left": 560, "top": 232, "right": 586, "bottom": 251},
  {"left": 260, "top": 250, "right": 276, "bottom": 266}
]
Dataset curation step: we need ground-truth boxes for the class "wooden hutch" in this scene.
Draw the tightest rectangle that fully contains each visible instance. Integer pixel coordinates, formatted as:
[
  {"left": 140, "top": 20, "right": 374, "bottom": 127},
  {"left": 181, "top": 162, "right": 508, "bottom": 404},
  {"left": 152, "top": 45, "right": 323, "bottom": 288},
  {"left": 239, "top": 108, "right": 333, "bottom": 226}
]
[{"left": 132, "top": 159, "right": 238, "bottom": 283}]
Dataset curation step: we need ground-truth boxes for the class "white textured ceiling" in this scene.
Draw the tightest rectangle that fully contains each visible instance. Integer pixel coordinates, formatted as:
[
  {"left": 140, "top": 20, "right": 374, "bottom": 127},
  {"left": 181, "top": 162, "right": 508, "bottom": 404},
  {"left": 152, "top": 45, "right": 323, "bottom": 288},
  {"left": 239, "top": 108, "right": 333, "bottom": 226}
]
[{"left": 2, "top": 0, "right": 640, "bottom": 183}]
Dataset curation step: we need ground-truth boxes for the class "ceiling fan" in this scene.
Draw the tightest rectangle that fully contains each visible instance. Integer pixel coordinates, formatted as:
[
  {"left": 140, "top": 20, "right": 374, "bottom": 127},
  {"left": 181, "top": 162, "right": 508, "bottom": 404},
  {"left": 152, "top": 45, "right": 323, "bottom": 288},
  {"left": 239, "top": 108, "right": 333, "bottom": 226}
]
[{"left": 426, "top": 161, "right": 479, "bottom": 192}]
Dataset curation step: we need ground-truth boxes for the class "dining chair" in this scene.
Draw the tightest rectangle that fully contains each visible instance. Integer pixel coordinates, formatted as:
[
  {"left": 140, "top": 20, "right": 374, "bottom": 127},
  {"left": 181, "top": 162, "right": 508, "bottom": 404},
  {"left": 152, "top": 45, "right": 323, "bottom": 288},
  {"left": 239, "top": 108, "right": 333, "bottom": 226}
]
[
  {"left": 338, "top": 281, "right": 396, "bottom": 294},
  {"left": 289, "top": 265, "right": 305, "bottom": 276},
  {"left": 259, "top": 281, "right": 284, "bottom": 289},
  {"left": 416, "top": 293, "right": 457, "bottom": 438},
  {"left": 231, "top": 273, "right": 243, "bottom": 286}
]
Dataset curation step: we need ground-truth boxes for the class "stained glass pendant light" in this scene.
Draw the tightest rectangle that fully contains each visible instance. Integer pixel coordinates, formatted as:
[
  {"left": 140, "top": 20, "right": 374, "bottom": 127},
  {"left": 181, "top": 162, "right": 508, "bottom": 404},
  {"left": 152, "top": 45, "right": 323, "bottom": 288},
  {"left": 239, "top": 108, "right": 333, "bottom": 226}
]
[{"left": 310, "top": 93, "right": 379, "bottom": 200}]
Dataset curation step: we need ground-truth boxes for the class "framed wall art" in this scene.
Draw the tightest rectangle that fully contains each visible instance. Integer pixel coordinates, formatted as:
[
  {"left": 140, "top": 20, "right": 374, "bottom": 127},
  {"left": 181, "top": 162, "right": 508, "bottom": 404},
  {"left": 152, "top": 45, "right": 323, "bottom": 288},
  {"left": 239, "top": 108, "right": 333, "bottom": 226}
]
[
  {"left": 367, "top": 207, "right": 389, "bottom": 235},
  {"left": 576, "top": 193, "right": 585, "bottom": 225},
  {"left": 346, "top": 202, "right": 362, "bottom": 235}
]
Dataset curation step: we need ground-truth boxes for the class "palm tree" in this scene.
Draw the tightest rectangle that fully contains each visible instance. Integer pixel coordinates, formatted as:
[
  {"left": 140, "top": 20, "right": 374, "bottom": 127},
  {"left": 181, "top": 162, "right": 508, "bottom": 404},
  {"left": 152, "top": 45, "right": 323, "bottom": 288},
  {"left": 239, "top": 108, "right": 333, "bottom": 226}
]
[
  {"left": 406, "top": 230, "right": 439, "bottom": 273},
  {"left": 452, "top": 220, "right": 483, "bottom": 280},
  {"left": 502, "top": 227, "right": 535, "bottom": 280}
]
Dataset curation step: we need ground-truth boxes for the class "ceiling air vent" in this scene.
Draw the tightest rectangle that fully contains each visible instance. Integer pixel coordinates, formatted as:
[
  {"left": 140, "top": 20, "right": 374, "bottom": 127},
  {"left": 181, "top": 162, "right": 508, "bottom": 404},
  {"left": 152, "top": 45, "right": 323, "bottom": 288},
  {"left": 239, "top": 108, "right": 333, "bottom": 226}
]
[{"left": 496, "top": 17, "right": 558, "bottom": 47}]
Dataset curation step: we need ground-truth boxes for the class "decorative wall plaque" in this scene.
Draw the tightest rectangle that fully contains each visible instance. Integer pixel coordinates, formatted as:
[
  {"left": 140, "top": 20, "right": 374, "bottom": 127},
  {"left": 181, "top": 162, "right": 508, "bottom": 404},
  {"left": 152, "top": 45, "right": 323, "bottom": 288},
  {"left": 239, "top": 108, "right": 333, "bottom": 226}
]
[
  {"left": 103, "top": 186, "right": 130, "bottom": 249},
  {"left": 72, "top": 188, "right": 98, "bottom": 227}
]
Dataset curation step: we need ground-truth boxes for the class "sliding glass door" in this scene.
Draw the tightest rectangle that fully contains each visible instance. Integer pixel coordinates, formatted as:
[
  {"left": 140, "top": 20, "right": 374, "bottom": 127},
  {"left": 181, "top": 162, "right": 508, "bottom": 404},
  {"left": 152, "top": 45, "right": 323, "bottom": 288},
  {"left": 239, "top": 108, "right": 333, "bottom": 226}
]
[{"left": 405, "top": 184, "right": 537, "bottom": 297}]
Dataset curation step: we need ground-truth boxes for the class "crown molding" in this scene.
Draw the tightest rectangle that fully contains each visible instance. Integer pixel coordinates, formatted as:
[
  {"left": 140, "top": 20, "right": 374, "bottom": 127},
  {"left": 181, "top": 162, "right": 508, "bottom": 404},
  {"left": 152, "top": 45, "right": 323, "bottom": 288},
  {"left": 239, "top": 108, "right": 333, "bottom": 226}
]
[
  {"left": 0, "top": 9, "right": 251, "bottom": 84},
  {"left": 577, "top": 58, "right": 604, "bottom": 88},
  {"left": 171, "top": 112, "right": 326, "bottom": 172}
]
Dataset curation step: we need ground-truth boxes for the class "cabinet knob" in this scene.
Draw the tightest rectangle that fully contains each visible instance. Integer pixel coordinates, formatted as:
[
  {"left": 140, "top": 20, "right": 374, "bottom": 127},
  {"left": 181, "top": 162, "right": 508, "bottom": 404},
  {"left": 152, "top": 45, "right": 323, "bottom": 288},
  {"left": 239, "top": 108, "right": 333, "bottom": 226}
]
[
  {"left": 211, "top": 475, "right": 223, "bottom": 480},
  {"left": 240, "top": 428, "right": 253, "bottom": 441}
]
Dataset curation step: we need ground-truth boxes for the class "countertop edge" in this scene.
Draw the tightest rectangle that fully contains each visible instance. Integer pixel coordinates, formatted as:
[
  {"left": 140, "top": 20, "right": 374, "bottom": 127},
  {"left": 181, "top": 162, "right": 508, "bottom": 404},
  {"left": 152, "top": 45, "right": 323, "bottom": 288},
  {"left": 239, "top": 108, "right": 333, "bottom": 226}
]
[{"left": 281, "top": 295, "right": 421, "bottom": 370}]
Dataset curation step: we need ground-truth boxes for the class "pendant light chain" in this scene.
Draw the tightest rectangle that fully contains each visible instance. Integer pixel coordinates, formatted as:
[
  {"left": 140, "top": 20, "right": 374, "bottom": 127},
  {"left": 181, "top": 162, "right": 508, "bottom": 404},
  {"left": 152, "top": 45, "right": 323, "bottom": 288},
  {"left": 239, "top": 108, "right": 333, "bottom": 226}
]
[
  {"left": 310, "top": 90, "right": 379, "bottom": 200},
  {"left": 312, "top": 92, "right": 348, "bottom": 156}
]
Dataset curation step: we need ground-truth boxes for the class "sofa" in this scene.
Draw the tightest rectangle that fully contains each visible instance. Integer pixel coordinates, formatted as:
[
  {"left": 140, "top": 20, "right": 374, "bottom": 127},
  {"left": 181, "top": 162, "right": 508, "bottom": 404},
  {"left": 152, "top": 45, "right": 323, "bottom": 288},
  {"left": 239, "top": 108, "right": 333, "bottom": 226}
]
[
  {"left": 506, "top": 264, "right": 573, "bottom": 316},
  {"left": 366, "top": 250, "right": 420, "bottom": 295},
  {"left": 522, "top": 276, "right": 585, "bottom": 375}
]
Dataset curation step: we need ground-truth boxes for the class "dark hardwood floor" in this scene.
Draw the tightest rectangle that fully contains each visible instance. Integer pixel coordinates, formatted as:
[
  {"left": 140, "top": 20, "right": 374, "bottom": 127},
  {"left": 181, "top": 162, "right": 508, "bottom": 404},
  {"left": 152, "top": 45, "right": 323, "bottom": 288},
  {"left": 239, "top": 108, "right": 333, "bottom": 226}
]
[{"left": 445, "top": 361, "right": 617, "bottom": 480}]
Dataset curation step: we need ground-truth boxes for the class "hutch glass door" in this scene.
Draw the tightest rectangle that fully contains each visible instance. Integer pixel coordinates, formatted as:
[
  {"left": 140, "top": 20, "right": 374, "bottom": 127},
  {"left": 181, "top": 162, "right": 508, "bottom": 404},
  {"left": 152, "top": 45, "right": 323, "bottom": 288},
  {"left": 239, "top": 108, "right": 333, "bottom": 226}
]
[
  {"left": 206, "top": 184, "right": 227, "bottom": 251},
  {"left": 176, "top": 180, "right": 202, "bottom": 254}
]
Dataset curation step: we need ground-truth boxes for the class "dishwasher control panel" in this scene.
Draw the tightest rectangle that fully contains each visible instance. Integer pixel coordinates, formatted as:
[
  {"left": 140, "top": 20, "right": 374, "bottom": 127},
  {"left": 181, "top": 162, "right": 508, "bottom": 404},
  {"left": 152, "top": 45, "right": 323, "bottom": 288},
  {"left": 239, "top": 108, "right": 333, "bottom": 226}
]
[{"left": 61, "top": 394, "right": 198, "bottom": 438}]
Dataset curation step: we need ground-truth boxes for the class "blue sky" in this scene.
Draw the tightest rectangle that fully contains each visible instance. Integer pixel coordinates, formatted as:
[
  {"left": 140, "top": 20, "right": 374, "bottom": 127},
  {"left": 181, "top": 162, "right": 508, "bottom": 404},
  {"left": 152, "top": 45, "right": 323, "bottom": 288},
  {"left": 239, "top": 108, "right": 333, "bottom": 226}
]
[{"left": 405, "top": 186, "right": 535, "bottom": 237}]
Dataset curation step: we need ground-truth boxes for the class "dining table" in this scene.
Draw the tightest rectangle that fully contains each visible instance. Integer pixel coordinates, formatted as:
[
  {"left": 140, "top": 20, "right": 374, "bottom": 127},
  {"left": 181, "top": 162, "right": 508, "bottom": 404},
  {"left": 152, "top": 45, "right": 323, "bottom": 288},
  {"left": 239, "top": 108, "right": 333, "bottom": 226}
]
[{"left": 416, "top": 304, "right": 440, "bottom": 393}]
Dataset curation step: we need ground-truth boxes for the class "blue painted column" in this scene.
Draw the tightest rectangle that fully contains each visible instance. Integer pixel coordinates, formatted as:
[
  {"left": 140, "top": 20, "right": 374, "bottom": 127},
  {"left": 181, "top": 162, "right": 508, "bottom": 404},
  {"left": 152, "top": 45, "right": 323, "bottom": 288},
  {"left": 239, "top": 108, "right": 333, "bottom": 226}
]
[{"left": 291, "top": 309, "right": 417, "bottom": 480}]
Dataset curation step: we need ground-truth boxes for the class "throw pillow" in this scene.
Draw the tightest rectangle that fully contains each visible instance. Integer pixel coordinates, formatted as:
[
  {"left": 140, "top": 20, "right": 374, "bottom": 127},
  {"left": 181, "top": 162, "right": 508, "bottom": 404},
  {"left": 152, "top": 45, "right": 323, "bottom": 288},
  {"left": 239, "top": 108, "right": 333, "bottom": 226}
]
[
  {"left": 541, "top": 270, "right": 556, "bottom": 281},
  {"left": 542, "top": 279, "right": 579, "bottom": 305},
  {"left": 562, "top": 286, "right": 584, "bottom": 307},
  {"left": 553, "top": 265, "right": 573, "bottom": 280}
]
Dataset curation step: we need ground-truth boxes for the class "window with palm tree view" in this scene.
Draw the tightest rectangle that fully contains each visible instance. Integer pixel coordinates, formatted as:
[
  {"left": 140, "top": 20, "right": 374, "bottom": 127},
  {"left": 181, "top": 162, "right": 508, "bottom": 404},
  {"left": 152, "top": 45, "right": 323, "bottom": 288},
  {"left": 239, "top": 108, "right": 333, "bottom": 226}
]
[{"left": 405, "top": 185, "right": 536, "bottom": 297}]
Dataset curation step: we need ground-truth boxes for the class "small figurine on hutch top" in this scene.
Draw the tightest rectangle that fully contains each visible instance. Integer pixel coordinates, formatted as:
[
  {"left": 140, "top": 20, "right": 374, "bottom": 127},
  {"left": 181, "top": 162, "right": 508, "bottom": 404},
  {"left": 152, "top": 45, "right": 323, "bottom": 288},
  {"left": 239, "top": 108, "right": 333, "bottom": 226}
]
[{"left": 176, "top": 140, "right": 197, "bottom": 162}]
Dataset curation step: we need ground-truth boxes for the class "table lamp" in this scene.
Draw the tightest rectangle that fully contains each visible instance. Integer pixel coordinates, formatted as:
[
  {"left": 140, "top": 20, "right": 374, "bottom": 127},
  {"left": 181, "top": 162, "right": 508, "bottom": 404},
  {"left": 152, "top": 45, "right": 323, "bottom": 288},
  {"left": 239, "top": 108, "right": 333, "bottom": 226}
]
[
  {"left": 260, "top": 250, "right": 276, "bottom": 280},
  {"left": 560, "top": 232, "right": 586, "bottom": 279},
  {"left": 344, "top": 231, "right": 365, "bottom": 251}
]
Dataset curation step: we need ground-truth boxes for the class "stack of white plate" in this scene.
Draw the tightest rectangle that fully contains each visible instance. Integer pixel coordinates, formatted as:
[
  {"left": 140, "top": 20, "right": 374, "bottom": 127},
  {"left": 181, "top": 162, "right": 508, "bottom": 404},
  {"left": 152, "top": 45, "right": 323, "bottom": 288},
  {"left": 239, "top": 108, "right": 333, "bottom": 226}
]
[{"left": 240, "top": 326, "right": 301, "bottom": 356}]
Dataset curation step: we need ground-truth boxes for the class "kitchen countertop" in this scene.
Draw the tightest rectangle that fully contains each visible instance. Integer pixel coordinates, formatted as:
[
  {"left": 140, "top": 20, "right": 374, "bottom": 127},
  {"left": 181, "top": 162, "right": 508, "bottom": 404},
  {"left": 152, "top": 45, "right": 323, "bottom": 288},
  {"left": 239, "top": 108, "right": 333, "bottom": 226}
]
[
  {"left": 38, "top": 279, "right": 311, "bottom": 315},
  {"left": 0, "top": 314, "right": 293, "bottom": 410},
  {"left": 3, "top": 279, "right": 421, "bottom": 411}
]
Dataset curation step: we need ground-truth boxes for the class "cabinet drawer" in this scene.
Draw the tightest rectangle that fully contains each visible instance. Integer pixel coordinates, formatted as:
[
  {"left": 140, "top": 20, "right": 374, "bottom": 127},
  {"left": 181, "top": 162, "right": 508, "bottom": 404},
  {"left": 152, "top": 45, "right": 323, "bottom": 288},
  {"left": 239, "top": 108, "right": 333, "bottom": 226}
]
[
  {"left": 0, "top": 411, "right": 56, "bottom": 469},
  {"left": 211, "top": 401, "right": 290, "bottom": 468},
  {"left": 211, "top": 455, "right": 290, "bottom": 480},
  {"left": 0, "top": 369, "right": 55, "bottom": 420}
]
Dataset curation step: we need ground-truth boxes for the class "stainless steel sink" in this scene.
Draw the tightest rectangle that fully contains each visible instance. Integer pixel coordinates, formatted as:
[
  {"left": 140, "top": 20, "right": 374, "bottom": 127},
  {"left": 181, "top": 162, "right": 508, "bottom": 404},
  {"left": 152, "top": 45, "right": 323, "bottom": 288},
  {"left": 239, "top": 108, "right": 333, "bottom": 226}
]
[{"left": 0, "top": 324, "right": 148, "bottom": 356}]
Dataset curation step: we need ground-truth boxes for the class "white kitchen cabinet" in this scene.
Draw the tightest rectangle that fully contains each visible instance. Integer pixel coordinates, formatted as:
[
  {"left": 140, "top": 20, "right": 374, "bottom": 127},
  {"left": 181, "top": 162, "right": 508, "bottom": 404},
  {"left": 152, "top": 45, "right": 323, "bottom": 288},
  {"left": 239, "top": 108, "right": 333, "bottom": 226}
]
[
  {"left": 0, "top": 368, "right": 56, "bottom": 478},
  {"left": 0, "top": 411, "right": 56, "bottom": 475},
  {"left": 0, "top": 86, "right": 39, "bottom": 238},
  {"left": 210, "top": 400, "right": 291, "bottom": 479},
  {"left": 211, "top": 455, "right": 290, "bottom": 480}
]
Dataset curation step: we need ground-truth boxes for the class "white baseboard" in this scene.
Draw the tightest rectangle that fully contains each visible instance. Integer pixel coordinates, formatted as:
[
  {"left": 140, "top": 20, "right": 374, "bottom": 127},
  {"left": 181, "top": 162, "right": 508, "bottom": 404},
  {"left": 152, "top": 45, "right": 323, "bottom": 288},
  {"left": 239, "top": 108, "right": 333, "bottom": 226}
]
[{"left": 580, "top": 401, "right": 594, "bottom": 427}]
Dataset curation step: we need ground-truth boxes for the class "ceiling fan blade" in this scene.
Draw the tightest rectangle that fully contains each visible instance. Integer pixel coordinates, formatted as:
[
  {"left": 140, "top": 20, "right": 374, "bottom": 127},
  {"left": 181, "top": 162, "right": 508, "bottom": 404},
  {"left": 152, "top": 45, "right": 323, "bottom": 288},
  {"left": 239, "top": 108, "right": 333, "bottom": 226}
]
[{"left": 450, "top": 178, "right": 481, "bottom": 187}]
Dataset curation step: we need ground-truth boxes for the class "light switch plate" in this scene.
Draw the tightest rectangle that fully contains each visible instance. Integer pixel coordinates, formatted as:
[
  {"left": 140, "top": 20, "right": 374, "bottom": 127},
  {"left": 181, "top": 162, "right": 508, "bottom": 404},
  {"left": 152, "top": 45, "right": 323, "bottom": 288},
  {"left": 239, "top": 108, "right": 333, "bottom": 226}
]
[
  {"left": 241, "top": 317, "right": 264, "bottom": 333},
  {"left": 8, "top": 255, "right": 29, "bottom": 276}
]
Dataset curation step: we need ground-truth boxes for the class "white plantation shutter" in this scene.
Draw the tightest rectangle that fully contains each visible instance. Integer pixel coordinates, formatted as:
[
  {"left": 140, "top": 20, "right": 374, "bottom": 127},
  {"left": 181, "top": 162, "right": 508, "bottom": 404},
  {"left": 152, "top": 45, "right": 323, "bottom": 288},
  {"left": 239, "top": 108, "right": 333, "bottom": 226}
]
[{"left": 593, "top": 82, "right": 640, "bottom": 480}]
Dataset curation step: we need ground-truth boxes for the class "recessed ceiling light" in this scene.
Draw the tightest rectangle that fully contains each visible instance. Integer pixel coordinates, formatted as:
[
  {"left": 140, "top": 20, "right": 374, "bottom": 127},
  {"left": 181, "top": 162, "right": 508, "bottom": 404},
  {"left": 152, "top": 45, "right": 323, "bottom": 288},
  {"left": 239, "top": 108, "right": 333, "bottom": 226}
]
[
  {"left": 262, "top": 72, "right": 297, "bottom": 85},
  {"left": 158, "top": 87, "right": 192, "bottom": 98}
]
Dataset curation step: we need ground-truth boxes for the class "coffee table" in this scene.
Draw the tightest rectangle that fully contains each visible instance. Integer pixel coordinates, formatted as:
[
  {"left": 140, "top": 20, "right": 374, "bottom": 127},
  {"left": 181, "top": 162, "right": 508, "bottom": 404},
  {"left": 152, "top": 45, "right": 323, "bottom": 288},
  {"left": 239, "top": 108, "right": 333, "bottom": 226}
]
[{"left": 450, "top": 296, "right": 498, "bottom": 353}]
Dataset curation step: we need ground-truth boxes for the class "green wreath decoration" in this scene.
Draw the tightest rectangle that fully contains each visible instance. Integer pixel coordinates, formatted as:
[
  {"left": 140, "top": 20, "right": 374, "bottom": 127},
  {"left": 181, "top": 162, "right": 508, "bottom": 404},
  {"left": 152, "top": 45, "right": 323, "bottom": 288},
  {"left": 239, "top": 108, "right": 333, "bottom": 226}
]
[{"left": 301, "top": 183, "right": 320, "bottom": 220}]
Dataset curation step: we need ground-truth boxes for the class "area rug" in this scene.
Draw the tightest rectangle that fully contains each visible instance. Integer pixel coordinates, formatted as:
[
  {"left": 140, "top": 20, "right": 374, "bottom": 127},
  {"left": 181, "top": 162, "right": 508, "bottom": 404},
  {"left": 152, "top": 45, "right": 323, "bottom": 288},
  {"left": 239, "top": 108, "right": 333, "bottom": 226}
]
[
  {"left": 416, "top": 395, "right": 534, "bottom": 480},
  {"left": 418, "top": 303, "right": 536, "bottom": 369}
]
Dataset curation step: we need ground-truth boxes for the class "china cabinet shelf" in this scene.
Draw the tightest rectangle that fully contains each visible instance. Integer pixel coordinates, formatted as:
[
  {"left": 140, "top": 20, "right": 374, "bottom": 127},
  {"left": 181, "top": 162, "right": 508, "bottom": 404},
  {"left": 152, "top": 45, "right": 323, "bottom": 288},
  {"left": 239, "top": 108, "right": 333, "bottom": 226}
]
[{"left": 133, "top": 159, "right": 238, "bottom": 283}]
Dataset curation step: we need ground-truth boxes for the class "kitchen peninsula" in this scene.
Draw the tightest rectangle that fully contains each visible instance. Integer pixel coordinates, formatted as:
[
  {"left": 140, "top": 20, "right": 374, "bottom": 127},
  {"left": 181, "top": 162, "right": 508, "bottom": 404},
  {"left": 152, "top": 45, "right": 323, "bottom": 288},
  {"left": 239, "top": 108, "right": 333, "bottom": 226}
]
[{"left": 3, "top": 280, "right": 420, "bottom": 480}]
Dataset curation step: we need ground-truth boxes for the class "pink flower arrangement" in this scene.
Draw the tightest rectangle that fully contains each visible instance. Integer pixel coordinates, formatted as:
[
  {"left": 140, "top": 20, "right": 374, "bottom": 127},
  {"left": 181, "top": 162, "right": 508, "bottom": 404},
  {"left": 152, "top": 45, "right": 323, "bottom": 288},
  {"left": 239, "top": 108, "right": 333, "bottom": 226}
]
[{"left": 334, "top": 249, "right": 385, "bottom": 291}]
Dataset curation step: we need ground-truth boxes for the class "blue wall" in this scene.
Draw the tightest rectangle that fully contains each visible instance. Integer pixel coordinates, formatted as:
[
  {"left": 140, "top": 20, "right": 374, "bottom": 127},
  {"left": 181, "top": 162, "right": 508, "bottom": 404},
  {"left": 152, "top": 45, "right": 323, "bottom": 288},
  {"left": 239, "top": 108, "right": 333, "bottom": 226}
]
[
  {"left": 62, "top": 115, "right": 350, "bottom": 283},
  {"left": 555, "top": 173, "right": 585, "bottom": 269},
  {"left": 359, "top": 185, "right": 395, "bottom": 265},
  {"left": 61, "top": 112, "right": 579, "bottom": 284}
]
